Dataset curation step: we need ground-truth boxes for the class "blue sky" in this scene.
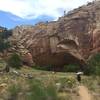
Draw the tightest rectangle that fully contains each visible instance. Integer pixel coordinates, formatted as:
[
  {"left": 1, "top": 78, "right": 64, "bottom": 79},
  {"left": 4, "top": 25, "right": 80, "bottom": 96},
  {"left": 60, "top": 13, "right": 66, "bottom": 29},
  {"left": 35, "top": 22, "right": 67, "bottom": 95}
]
[{"left": 0, "top": 0, "right": 93, "bottom": 29}]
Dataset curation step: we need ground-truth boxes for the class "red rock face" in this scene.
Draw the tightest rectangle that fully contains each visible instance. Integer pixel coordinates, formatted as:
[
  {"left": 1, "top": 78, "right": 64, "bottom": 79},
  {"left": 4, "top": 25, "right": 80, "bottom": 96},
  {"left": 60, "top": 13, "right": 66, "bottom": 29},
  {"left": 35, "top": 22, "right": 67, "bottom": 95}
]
[
  {"left": 22, "top": 53, "right": 34, "bottom": 66},
  {"left": 11, "top": 1, "right": 100, "bottom": 67},
  {"left": 93, "top": 30, "right": 100, "bottom": 48}
]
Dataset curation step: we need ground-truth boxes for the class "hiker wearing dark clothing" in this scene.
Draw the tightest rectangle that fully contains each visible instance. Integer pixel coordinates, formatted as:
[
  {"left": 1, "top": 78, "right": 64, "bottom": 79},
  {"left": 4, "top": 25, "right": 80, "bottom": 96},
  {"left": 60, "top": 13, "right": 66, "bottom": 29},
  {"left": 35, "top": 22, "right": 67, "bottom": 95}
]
[
  {"left": 76, "top": 71, "right": 83, "bottom": 83},
  {"left": 77, "top": 74, "right": 81, "bottom": 83}
]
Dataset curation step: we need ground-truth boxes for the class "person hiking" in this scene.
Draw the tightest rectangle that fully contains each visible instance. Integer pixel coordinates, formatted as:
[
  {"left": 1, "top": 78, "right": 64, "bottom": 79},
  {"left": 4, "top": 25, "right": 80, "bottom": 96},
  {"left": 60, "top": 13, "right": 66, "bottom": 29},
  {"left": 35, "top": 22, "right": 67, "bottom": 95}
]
[
  {"left": 77, "top": 74, "right": 81, "bottom": 83},
  {"left": 76, "top": 71, "right": 83, "bottom": 83}
]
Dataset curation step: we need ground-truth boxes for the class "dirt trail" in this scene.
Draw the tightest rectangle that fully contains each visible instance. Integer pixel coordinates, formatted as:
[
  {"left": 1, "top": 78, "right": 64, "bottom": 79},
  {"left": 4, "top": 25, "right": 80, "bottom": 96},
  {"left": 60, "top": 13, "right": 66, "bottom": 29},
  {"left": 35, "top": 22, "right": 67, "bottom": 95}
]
[{"left": 78, "top": 85, "right": 92, "bottom": 100}]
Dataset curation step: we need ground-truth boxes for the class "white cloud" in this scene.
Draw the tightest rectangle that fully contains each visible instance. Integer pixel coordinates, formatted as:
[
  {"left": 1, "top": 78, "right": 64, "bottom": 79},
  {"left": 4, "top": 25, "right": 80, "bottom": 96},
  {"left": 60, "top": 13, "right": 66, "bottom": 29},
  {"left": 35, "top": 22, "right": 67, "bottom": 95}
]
[{"left": 0, "top": 0, "right": 94, "bottom": 20}]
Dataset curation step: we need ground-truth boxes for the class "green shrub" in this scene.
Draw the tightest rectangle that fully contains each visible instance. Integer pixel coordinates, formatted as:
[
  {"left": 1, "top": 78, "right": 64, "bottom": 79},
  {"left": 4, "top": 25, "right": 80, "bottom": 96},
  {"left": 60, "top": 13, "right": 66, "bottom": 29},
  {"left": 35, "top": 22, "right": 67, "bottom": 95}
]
[
  {"left": 63, "top": 64, "right": 79, "bottom": 72},
  {"left": 27, "top": 79, "right": 47, "bottom": 100},
  {"left": 0, "top": 29, "right": 12, "bottom": 39},
  {"left": 87, "top": 53, "right": 100, "bottom": 75},
  {"left": 82, "top": 77, "right": 96, "bottom": 91},
  {"left": 56, "top": 77, "right": 76, "bottom": 93},
  {"left": 46, "top": 82, "right": 58, "bottom": 100},
  {"left": 33, "top": 65, "right": 52, "bottom": 71},
  {"left": 0, "top": 28, "right": 11, "bottom": 52},
  {"left": 66, "top": 77, "right": 76, "bottom": 88},
  {"left": 8, "top": 53, "right": 22, "bottom": 69},
  {"left": 8, "top": 84, "right": 21, "bottom": 100},
  {"left": 0, "top": 38, "right": 11, "bottom": 52},
  {"left": 27, "top": 79, "right": 58, "bottom": 100}
]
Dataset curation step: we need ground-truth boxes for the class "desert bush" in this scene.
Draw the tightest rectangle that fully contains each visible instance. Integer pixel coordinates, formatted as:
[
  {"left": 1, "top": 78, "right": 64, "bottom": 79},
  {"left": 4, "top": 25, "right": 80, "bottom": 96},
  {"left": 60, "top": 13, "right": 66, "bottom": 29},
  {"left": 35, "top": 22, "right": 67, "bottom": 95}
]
[
  {"left": 27, "top": 79, "right": 58, "bottom": 100},
  {"left": 87, "top": 53, "right": 100, "bottom": 75},
  {"left": 7, "top": 84, "right": 21, "bottom": 100},
  {"left": 8, "top": 53, "right": 22, "bottom": 69},
  {"left": 66, "top": 77, "right": 76, "bottom": 88},
  {"left": 56, "top": 77, "right": 76, "bottom": 93},
  {"left": 46, "top": 82, "right": 58, "bottom": 100},
  {"left": 33, "top": 65, "right": 52, "bottom": 71},
  {"left": 63, "top": 64, "right": 79, "bottom": 72}
]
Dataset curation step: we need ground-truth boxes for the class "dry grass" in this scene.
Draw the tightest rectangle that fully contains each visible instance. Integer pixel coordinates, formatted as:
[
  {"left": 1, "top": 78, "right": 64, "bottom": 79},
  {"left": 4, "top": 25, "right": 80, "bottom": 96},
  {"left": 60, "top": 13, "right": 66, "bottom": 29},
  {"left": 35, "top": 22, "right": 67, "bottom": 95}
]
[{"left": 0, "top": 64, "right": 99, "bottom": 100}]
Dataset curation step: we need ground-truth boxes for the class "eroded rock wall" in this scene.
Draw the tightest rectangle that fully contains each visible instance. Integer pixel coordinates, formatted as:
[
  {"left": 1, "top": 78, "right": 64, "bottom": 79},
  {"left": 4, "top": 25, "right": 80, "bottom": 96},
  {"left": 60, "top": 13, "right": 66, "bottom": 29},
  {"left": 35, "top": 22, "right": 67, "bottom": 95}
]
[{"left": 11, "top": 0, "right": 100, "bottom": 67}]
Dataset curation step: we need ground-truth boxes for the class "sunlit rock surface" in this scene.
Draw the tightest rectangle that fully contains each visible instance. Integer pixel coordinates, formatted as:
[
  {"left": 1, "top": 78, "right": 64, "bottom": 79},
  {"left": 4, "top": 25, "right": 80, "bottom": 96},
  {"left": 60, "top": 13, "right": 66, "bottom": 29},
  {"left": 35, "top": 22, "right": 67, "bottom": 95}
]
[{"left": 11, "top": 0, "right": 100, "bottom": 68}]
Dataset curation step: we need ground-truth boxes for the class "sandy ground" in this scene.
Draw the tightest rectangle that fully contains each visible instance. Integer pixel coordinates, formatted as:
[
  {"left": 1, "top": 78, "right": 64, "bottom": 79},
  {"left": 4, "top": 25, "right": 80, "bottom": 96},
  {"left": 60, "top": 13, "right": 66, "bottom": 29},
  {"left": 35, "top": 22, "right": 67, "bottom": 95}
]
[{"left": 78, "top": 85, "right": 92, "bottom": 100}]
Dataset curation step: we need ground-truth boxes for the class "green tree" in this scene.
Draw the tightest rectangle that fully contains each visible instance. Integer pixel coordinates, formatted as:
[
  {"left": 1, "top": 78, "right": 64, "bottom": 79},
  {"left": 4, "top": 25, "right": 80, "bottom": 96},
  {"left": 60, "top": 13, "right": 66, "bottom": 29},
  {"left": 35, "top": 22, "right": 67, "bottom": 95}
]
[
  {"left": 88, "top": 53, "right": 100, "bottom": 75},
  {"left": 8, "top": 53, "right": 22, "bottom": 69},
  {"left": 0, "top": 39, "right": 10, "bottom": 52},
  {"left": 0, "top": 29, "right": 12, "bottom": 39},
  {"left": 0, "top": 27, "right": 11, "bottom": 52}
]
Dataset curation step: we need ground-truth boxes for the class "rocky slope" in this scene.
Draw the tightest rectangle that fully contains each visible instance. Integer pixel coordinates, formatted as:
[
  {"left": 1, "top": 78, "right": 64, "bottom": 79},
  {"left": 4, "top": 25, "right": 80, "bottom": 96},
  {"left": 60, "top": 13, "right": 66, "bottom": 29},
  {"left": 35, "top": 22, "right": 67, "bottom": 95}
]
[{"left": 11, "top": 0, "right": 100, "bottom": 68}]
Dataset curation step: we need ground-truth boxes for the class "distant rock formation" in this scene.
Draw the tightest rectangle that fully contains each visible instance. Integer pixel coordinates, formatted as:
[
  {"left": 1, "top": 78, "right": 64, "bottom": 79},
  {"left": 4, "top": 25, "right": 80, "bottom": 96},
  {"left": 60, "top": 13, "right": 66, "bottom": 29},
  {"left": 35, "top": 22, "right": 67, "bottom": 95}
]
[{"left": 10, "top": 0, "right": 100, "bottom": 68}]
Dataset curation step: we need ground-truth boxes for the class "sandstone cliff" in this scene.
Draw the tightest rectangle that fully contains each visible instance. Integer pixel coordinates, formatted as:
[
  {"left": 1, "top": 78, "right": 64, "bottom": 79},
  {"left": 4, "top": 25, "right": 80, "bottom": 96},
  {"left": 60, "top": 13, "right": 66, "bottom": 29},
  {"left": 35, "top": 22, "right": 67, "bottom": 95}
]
[{"left": 11, "top": 0, "right": 100, "bottom": 68}]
